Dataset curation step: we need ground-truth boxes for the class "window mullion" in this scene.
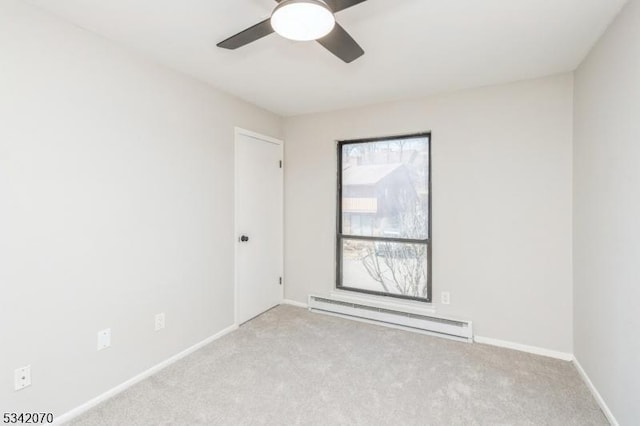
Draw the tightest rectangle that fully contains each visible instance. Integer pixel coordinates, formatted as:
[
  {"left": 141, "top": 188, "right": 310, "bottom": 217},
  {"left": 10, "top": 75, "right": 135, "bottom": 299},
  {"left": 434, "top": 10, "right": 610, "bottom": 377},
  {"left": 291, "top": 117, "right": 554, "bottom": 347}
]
[{"left": 339, "top": 234, "right": 428, "bottom": 245}]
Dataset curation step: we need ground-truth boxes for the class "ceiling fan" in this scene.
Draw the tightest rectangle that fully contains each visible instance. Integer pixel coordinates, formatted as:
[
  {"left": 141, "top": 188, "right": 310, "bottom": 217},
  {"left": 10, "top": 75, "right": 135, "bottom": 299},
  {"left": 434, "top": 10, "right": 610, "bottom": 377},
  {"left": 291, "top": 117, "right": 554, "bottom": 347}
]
[{"left": 217, "top": 0, "right": 368, "bottom": 63}]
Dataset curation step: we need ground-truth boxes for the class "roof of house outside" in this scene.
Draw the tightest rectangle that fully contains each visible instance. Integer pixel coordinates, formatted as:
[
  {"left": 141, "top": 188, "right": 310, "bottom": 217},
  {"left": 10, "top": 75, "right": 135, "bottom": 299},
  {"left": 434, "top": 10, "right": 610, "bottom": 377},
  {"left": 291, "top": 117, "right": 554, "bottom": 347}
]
[{"left": 343, "top": 163, "right": 403, "bottom": 186}]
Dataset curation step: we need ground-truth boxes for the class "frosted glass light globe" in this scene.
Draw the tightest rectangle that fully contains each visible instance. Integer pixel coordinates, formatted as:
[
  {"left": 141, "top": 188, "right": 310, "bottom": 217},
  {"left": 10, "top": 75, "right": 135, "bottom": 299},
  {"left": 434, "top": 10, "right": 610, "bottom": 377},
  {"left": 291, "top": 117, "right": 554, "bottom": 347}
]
[{"left": 271, "top": 0, "right": 336, "bottom": 41}]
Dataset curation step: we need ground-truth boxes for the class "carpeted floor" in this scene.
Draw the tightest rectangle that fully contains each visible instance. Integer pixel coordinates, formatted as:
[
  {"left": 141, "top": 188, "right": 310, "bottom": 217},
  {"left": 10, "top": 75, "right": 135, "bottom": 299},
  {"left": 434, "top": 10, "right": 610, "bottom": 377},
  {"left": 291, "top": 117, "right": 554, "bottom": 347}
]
[{"left": 67, "top": 305, "right": 607, "bottom": 425}]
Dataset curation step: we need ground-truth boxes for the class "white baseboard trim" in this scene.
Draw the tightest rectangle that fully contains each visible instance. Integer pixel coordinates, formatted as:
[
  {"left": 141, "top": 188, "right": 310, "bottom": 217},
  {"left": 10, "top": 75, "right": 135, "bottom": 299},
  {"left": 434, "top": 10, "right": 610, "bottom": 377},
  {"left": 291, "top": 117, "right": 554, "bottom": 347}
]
[
  {"left": 573, "top": 358, "right": 618, "bottom": 426},
  {"left": 474, "top": 336, "right": 574, "bottom": 361},
  {"left": 281, "top": 299, "right": 308, "bottom": 308},
  {"left": 54, "top": 323, "right": 239, "bottom": 425}
]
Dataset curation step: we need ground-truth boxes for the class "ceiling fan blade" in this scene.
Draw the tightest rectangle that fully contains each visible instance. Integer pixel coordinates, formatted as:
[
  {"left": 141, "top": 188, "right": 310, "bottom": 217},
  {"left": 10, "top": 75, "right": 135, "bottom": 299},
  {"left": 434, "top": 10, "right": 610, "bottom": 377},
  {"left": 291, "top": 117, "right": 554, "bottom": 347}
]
[
  {"left": 316, "top": 23, "right": 364, "bottom": 63},
  {"left": 329, "top": 0, "right": 368, "bottom": 13},
  {"left": 217, "top": 18, "right": 274, "bottom": 50}
]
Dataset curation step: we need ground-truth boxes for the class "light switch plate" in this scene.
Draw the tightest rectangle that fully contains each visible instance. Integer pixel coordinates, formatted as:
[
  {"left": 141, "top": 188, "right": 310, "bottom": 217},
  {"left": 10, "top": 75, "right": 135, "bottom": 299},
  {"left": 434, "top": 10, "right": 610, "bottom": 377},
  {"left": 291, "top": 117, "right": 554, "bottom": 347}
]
[
  {"left": 155, "top": 313, "right": 165, "bottom": 331},
  {"left": 97, "top": 328, "right": 111, "bottom": 350}
]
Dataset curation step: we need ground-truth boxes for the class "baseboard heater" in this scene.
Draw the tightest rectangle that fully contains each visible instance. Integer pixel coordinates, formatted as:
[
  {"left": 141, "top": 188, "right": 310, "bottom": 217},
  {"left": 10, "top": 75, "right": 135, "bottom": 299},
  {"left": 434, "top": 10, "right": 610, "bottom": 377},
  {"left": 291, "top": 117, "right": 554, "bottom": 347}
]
[{"left": 308, "top": 295, "right": 473, "bottom": 342}]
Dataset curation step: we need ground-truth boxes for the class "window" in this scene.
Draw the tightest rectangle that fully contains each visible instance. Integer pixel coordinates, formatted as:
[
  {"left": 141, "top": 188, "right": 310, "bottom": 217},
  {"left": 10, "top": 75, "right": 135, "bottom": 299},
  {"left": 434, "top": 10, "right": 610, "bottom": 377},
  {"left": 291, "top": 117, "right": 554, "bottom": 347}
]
[{"left": 336, "top": 133, "right": 431, "bottom": 302}]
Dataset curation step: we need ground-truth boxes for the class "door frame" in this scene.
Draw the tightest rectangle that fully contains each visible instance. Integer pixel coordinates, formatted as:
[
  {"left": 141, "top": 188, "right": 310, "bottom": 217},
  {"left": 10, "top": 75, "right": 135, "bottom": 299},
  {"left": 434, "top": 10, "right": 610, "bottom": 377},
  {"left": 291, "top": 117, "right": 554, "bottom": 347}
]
[{"left": 233, "top": 127, "right": 284, "bottom": 325}]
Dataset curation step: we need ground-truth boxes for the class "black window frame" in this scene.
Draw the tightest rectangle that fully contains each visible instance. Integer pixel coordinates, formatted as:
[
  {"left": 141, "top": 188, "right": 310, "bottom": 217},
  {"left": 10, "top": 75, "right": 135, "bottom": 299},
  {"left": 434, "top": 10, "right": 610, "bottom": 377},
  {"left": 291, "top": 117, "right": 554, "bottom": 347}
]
[{"left": 336, "top": 132, "right": 432, "bottom": 303}]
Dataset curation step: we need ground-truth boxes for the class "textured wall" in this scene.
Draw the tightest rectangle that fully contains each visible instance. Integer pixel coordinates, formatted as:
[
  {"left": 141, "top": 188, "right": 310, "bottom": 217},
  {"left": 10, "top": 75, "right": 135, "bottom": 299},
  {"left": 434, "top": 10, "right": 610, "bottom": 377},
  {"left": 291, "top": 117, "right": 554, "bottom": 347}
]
[
  {"left": 573, "top": 0, "right": 640, "bottom": 423},
  {"left": 0, "top": 0, "right": 281, "bottom": 416}
]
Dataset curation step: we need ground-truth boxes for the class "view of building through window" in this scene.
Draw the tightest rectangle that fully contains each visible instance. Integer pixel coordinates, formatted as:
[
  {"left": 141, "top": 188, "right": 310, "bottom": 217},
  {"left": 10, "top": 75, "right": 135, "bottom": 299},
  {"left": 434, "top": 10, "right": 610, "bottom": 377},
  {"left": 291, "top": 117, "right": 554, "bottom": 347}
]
[{"left": 337, "top": 134, "right": 431, "bottom": 301}]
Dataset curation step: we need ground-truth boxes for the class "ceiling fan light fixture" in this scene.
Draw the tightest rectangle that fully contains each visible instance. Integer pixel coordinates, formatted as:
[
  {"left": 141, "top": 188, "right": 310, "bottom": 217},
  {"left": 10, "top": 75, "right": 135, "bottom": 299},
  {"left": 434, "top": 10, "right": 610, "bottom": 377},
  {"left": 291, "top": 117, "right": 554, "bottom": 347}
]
[{"left": 271, "top": 0, "right": 336, "bottom": 42}]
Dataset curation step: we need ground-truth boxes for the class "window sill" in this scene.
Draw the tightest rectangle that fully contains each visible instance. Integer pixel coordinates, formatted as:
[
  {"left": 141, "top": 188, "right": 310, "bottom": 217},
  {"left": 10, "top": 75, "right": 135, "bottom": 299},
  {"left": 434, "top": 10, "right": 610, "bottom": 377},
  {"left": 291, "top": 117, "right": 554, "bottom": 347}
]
[{"left": 329, "top": 289, "right": 436, "bottom": 316}]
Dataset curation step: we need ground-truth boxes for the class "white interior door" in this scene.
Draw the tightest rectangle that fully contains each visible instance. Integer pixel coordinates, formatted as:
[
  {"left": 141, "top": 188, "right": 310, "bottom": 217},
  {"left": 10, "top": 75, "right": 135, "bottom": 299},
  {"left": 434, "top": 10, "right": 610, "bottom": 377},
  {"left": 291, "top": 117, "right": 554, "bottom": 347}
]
[{"left": 235, "top": 128, "right": 283, "bottom": 325}]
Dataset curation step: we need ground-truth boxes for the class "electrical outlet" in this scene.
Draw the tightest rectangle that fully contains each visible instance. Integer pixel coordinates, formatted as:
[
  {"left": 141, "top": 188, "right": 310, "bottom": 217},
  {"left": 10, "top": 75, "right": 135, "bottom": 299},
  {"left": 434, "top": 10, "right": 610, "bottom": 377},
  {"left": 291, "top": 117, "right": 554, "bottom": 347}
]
[
  {"left": 14, "top": 365, "right": 31, "bottom": 391},
  {"left": 155, "top": 313, "right": 165, "bottom": 331},
  {"left": 441, "top": 291, "right": 451, "bottom": 305},
  {"left": 97, "top": 328, "right": 111, "bottom": 350}
]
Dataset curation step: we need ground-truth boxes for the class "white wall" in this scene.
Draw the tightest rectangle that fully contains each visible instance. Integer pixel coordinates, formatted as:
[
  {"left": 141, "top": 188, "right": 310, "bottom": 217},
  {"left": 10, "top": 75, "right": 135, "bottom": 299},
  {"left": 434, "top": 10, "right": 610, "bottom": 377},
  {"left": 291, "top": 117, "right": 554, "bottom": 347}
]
[
  {"left": 573, "top": 0, "right": 640, "bottom": 423},
  {"left": 284, "top": 74, "right": 574, "bottom": 353},
  {"left": 0, "top": 0, "right": 281, "bottom": 416}
]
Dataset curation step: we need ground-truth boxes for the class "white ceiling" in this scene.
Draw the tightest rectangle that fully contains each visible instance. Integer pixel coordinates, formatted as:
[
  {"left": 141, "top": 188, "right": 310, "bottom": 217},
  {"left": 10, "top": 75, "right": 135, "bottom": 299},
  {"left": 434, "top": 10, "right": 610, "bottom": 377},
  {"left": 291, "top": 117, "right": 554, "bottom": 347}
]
[{"left": 28, "top": 0, "right": 626, "bottom": 116}]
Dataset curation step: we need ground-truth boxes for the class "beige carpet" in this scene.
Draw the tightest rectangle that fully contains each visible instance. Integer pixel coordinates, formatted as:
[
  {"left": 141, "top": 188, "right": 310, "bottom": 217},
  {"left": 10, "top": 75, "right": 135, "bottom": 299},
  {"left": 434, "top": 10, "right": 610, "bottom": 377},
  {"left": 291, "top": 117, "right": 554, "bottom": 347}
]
[{"left": 68, "top": 305, "right": 607, "bottom": 425}]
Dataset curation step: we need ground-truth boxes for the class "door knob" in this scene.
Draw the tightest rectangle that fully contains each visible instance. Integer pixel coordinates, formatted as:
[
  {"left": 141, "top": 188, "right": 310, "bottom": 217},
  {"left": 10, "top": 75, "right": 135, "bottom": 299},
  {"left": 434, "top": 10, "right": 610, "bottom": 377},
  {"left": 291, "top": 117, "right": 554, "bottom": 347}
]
[{"left": 240, "top": 235, "right": 249, "bottom": 242}]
